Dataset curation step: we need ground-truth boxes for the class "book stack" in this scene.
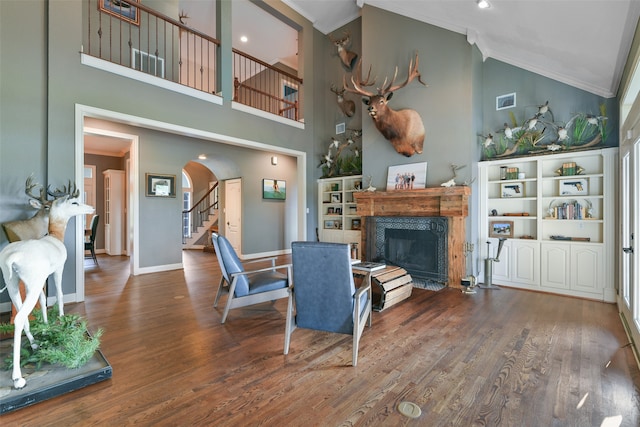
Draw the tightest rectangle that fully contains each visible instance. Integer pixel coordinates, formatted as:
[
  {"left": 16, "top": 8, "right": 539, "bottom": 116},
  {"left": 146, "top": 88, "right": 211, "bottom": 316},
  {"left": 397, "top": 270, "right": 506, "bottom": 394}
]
[
  {"left": 562, "top": 162, "right": 577, "bottom": 176},
  {"left": 352, "top": 261, "right": 386, "bottom": 272},
  {"left": 552, "top": 200, "right": 587, "bottom": 220}
]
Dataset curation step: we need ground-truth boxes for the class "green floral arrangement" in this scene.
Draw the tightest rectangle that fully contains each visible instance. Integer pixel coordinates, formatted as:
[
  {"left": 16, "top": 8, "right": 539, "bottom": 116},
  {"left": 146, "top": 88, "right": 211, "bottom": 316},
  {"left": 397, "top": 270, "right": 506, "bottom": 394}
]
[
  {"left": 1, "top": 306, "right": 103, "bottom": 370},
  {"left": 319, "top": 129, "right": 362, "bottom": 177}
]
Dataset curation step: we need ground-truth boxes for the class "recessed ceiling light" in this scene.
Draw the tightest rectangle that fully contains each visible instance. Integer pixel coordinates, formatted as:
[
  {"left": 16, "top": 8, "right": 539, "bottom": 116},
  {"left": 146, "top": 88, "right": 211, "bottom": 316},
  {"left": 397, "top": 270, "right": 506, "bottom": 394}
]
[
  {"left": 240, "top": 35, "right": 248, "bottom": 43},
  {"left": 198, "top": 154, "right": 206, "bottom": 159},
  {"left": 477, "top": 0, "right": 490, "bottom": 9}
]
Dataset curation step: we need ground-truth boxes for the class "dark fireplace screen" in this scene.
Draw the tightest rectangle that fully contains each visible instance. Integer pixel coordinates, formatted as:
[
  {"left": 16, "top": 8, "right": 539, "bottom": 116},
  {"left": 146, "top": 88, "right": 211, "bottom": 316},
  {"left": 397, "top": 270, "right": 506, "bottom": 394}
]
[{"left": 366, "top": 217, "right": 448, "bottom": 288}]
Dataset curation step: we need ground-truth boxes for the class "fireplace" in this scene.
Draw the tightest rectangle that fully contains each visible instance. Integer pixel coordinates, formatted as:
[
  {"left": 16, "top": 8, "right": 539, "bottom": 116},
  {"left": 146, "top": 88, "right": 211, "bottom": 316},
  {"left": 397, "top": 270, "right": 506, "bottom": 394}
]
[
  {"left": 366, "top": 217, "right": 448, "bottom": 288},
  {"left": 354, "top": 187, "right": 470, "bottom": 289}
]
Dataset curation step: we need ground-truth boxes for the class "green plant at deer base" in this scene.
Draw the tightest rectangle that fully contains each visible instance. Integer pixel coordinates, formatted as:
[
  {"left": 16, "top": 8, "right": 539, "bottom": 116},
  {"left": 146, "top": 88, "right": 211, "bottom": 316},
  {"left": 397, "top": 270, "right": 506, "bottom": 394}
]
[{"left": 1, "top": 306, "right": 103, "bottom": 370}]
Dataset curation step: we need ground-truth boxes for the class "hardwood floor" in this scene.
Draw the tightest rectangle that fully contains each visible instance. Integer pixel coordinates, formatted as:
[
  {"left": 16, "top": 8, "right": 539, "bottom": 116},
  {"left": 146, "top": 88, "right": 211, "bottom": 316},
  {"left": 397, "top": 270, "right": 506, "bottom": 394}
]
[{"left": 2, "top": 251, "right": 640, "bottom": 426}]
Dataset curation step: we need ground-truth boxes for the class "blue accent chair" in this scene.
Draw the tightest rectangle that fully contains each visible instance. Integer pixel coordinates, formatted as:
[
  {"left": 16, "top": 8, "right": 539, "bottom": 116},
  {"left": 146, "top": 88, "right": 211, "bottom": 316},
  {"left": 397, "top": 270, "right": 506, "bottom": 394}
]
[
  {"left": 212, "top": 232, "right": 292, "bottom": 324},
  {"left": 285, "top": 241, "right": 372, "bottom": 366}
]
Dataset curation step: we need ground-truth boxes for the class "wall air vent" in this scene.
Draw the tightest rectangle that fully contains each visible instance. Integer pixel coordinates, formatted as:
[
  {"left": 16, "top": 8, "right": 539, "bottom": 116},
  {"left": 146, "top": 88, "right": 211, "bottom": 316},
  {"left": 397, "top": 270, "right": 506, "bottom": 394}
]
[{"left": 132, "top": 48, "right": 165, "bottom": 78}]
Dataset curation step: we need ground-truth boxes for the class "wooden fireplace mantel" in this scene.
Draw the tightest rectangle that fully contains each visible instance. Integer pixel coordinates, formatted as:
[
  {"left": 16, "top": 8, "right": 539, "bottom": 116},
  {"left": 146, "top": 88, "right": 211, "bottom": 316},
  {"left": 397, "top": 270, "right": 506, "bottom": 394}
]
[{"left": 354, "top": 186, "right": 471, "bottom": 289}]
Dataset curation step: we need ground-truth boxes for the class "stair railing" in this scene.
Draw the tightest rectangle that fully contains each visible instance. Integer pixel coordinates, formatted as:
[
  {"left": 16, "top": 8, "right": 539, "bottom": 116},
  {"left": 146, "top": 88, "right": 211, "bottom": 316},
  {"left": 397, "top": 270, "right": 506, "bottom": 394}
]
[{"left": 183, "top": 182, "right": 218, "bottom": 243}]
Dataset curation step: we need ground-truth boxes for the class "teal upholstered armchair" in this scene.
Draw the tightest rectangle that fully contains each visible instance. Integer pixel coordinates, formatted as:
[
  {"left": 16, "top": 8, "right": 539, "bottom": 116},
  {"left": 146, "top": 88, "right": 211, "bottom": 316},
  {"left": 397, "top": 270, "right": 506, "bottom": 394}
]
[
  {"left": 212, "top": 232, "right": 292, "bottom": 324},
  {"left": 285, "top": 241, "right": 372, "bottom": 366}
]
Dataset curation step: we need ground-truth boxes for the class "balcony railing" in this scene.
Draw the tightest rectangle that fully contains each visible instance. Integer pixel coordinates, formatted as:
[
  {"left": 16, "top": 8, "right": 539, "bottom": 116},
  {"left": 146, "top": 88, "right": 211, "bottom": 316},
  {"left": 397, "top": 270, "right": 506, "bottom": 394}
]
[
  {"left": 233, "top": 49, "right": 303, "bottom": 121},
  {"left": 84, "top": 0, "right": 303, "bottom": 122},
  {"left": 85, "top": 0, "right": 219, "bottom": 94}
]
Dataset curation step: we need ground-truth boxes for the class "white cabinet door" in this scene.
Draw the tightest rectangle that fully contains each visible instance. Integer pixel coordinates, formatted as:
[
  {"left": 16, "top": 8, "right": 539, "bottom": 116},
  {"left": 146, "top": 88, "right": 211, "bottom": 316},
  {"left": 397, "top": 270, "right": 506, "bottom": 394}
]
[
  {"left": 512, "top": 240, "right": 539, "bottom": 285},
  {"left": 570, "top": 244, "right": 603, "bottom": 293},
  {"left": 541, "top": 243, "right": 570, "bottom": 290},
  {"left": 491, "top": 240, "right": 511, "bottom": 284}
]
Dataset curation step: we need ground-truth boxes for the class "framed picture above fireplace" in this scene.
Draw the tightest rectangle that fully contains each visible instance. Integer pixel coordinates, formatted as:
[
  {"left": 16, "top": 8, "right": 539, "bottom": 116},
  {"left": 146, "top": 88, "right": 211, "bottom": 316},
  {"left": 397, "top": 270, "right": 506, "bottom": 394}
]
[
  {"left": 489, "top": 220, "right": 514, "bottom": 238},
  {"left": 386, "top": 162, "right": 428, "bottom": 191}
]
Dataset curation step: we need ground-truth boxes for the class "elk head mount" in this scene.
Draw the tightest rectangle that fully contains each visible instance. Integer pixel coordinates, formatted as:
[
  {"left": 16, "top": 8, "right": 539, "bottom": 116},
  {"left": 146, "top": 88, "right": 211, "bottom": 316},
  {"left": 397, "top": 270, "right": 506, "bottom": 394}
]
[
  {"left": 330, "top": 84, "right": 355, "bottom": 117},
  {"left": 329, "top": 31, "right": 358, "bottom": 70},
  {"left": 343, "top": 52, "right": 427, "bottom": 157}
]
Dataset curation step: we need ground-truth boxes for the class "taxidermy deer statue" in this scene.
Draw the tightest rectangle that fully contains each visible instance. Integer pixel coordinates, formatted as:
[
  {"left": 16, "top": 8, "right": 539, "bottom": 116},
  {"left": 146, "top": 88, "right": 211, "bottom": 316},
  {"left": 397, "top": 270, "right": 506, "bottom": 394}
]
[
  {"left": 2, "top": 175, "right": 57, "bottom": 243},
  {"left": 330, "top": 84, "right": 356, "bottom": 117},
  {"left": 329, "top": 31, "right": 358, "bottom": 70},
  {"left": 0, "top": 181, "right": 94, "bottom": 389},
  {"left": 343, "top": 52, "right": 427, "bottom": 157},
  {"left": 1, "top": 176, "right": 78, "bottom": 328}
]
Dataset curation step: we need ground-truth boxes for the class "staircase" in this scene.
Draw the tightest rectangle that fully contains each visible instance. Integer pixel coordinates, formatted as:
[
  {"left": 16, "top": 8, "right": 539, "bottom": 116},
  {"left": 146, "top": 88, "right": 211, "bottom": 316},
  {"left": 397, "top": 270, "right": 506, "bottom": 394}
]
[
  {"left": 183, "top": 209, "right": 218, "bottom": 249},
  {"left": 182, "top": 182, "right": 219, "bottom": 250}
]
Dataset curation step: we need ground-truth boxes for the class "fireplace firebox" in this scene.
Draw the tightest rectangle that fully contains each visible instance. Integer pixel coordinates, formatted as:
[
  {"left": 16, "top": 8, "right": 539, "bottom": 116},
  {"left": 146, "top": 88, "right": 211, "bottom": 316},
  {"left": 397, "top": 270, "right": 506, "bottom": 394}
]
[{"left": 366, "top": 217, "right": 448, "bottom": 288}]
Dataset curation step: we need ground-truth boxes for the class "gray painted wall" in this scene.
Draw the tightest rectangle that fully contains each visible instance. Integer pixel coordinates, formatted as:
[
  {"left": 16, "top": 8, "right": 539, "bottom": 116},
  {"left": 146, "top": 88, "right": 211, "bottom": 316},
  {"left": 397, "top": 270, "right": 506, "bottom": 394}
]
[
  {"left": 0, "top": 0, "right": 622, "bottom": 301},
  {"left": 360, "top": 5, "right": 478, "bottom": 190},
  {"left": 481, "top": 58, "right": 619, "bottom": 150}
]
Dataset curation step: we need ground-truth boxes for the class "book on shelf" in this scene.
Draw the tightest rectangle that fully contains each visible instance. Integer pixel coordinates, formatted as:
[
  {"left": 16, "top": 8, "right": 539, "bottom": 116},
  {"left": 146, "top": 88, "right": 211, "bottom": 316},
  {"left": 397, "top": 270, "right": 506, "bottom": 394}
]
[{"left": 351, "top": 261, "right": 386, "bottom": 272}]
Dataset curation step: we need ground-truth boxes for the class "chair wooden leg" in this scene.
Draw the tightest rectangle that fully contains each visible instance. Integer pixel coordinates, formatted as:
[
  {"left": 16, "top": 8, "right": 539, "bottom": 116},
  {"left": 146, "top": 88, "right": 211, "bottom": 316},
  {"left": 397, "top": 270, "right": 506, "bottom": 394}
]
[
  {"left": 213, "top": 277, "right": 226, "bottom": 307},
  {"left": 284, "top": 290, "right": 295, "bottom": 354},
  {"left": 221, "top": 299, "right": 232, "bottom": 324},
  {"left": 352, "top": 333, "right": 359, "bottom": 366},
  {"left": 220, "top": 279, "right": 238, "bottom": 324}
]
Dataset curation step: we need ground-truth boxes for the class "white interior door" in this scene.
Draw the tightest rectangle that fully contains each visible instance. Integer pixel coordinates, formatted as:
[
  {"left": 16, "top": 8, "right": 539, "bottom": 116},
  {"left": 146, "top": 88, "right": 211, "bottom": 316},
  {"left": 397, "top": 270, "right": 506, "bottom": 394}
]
[
  {"left": 224, "top": 178, "right": 242, "bottom": 254},
  {"left": 619, "top": 136, "right": 639, "bottom": 348}
]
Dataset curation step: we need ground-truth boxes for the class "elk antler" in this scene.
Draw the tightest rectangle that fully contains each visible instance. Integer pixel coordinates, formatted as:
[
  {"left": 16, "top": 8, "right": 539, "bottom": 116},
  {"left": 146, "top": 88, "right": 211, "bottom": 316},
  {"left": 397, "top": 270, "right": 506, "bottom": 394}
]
[
  {"left": 380, "top": 52, "right": 427, "bottom": 95},
  {"left": 343, "top": 59, "right": 377, "bottom": 97}
]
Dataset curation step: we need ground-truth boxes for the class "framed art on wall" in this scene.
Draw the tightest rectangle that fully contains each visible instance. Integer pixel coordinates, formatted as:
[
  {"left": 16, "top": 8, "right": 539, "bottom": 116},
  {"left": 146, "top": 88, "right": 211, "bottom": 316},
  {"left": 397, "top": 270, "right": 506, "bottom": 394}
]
[
  {"left": 263, "top": 179, "right": 286, "bottom": 200},
  {"left": 496, "top": 92, "right": 516, "bottom": 110},
  {"left": 99, "top": 0, "right": 140, "bottom": 25},
  {"left": 146, "top": 173, "right": 176, "bottom": 197}
]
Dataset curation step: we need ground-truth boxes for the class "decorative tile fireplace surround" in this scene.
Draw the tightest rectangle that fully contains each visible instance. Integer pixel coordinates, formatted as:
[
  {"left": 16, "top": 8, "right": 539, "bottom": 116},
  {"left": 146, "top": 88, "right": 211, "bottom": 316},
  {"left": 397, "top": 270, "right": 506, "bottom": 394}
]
[{"left": 354, "top": 187, "right": 470, "bottom": 289}]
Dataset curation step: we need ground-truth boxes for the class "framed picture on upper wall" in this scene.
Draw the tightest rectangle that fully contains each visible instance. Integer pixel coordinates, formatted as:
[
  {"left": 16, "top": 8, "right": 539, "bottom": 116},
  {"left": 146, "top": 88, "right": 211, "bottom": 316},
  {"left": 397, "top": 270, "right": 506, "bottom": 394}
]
[
  {"left": 99, "top": 0, "right": 140, "bottom": 25},
  {"left": 263, "top": 179, "right": 286, "bottom": 200},
  {"left": 496, "top": 92, "right": 516, "bottom": 110},
  {"left": 146, "top": 173, "right": 176, "bottom": 197},
  {"left": 386, "top": 162, "right": 428, "bottom": 191}
]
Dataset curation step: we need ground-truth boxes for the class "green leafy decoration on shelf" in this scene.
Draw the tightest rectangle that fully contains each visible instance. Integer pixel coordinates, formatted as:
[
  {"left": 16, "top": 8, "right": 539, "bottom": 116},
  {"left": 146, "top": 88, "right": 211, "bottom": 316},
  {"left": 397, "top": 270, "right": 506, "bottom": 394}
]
[
  {"left": 480, "top": 102, "right": 609, "bottom": 160},
  {"left": 2, "top": 307, "right": 103, "bottom": 370}
]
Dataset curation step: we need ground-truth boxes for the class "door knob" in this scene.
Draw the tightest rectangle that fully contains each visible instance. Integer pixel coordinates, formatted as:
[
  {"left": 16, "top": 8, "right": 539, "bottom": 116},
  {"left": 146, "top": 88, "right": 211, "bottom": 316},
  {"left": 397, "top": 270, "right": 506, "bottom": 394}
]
[{"left": 623, "top": 246, "right": 634, "bottom": 254}]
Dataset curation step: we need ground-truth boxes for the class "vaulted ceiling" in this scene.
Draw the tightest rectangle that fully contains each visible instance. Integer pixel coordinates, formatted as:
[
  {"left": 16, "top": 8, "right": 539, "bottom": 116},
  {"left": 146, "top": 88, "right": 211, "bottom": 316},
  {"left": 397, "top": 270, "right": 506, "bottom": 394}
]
[{"left": 283, "top": 0, "right": 640, "bottom": 98}]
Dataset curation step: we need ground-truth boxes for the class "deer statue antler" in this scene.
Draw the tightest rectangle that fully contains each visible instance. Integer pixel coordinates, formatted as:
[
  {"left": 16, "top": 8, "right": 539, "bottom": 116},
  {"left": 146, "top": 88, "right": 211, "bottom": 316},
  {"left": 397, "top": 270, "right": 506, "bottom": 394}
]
[
  {"left": 47, "top": 180, "right": 79, "bottom": 199},
  {"left": 25, "top": 175, "right": 48, "bottom": 202}
]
